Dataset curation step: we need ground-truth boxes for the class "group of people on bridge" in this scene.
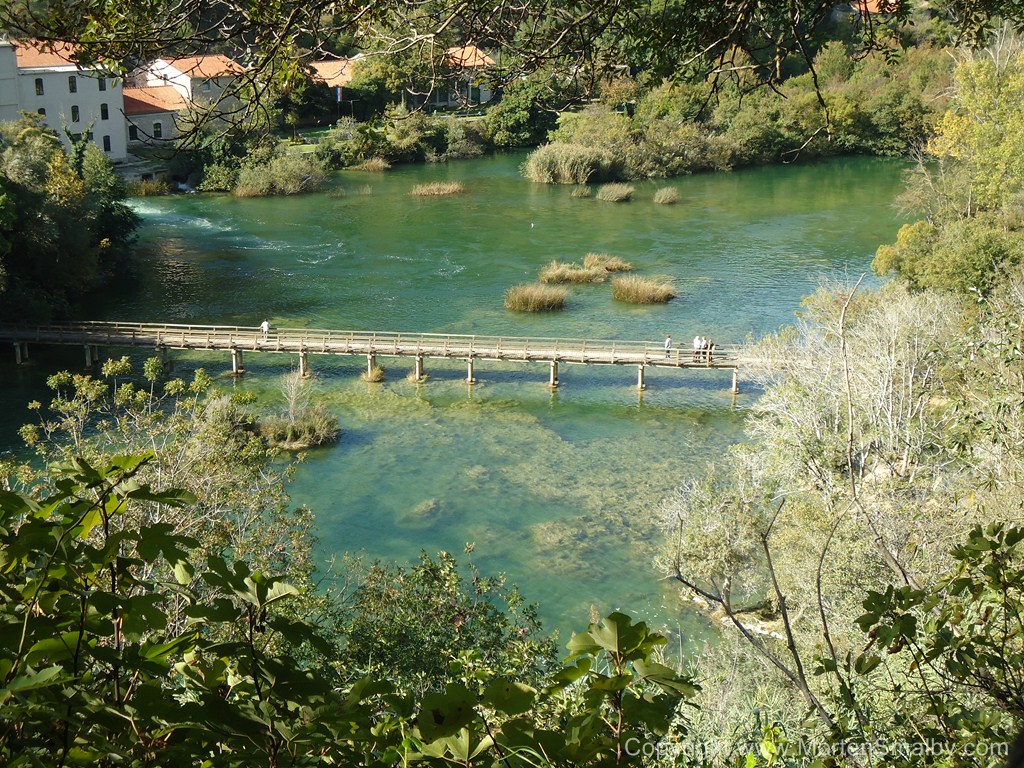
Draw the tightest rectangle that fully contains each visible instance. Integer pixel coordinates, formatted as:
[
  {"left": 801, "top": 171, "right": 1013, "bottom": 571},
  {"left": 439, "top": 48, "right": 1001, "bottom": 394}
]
[{"left": 663, "top": 334, "right": 716, "bottom": 363}]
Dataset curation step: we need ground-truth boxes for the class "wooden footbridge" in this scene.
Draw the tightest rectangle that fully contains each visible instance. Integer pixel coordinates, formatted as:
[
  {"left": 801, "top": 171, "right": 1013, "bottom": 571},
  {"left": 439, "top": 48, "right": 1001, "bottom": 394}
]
[{"left": 0, "top": 322, "right": 743, "bottom": 392}]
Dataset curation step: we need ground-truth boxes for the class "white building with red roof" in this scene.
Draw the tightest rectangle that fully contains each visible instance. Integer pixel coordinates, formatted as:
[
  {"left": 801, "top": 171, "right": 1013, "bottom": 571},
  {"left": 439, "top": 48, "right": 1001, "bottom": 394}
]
[
  {"left": 122, "top": 85, "right": 186, "bottom": 145},
  {"left": 141, "top": 54, "right": 245, "bottom": 106},
  {"left": 0, "top": 39, "right": 127, "bottom": 160}
]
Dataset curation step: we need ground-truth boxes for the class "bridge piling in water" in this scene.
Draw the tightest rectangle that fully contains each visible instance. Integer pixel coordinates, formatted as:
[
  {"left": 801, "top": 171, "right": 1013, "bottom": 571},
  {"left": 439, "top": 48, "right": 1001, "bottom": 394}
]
[
  {"left": 637, "top": 364, "right": 645, "bottom": 391},
  {"left": 466, "top": 357, "right": 475, "bottom": 384},
  {"left": 549, "top": 361, "right": 559, "bottom": 388},
  {"left": 231, "top": 349, "right": 245, "bottom": 375},
  {"left": 298, "top": 351, "right": 310, "bottom": 378}
]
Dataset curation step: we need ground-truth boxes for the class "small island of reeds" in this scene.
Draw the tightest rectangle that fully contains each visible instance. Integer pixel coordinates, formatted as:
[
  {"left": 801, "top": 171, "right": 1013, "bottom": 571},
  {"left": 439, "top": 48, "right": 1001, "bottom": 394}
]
[
  {"left": 505, "top": 283, "right": 569, "bottom": 311},
  {"left": 539, "top": 260, "right": 608, "bottom": 284},
  {"left": 596, "top": 183, "right": 635, "bottom": 202},
  {"left": 410, "top": 181, "right": 465, "bottom": 196},
  {"left": 350, "top": 157, "right": 391, "bottom": 172},
  {"left": 611, "top": 274, "right": 677, "bottom": 303},
  {"left": 583, "top": 253, "right": 634, "bottom": 272}
]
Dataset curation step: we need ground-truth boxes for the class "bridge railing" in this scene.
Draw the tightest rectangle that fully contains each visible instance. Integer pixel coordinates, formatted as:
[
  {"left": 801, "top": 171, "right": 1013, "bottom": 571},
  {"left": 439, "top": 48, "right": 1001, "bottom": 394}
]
[{"left": 0, "top": 321, "right": 739, "bottom": 364}]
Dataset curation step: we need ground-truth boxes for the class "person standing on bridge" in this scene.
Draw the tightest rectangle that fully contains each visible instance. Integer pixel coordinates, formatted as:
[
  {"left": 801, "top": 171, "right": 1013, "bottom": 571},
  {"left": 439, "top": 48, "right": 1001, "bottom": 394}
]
[
  {"left": 692, "top": 334, "right": 702, "bottom": 362},
  {"left": 260, "top": 319, "right": 271, "bottom": 339},
  {"left": 664, "top": 335, "right": 672, "bottom": 356}
]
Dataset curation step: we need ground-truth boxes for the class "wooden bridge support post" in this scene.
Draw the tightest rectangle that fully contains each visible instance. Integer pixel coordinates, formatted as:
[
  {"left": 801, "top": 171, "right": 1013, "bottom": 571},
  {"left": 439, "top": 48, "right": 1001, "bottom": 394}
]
[
  {"left": 156, "top": 346, "right": 170, "bottom": 372},
  {"left": 466, "top": 357, "right": 475, "bottom": 384},
  {"left": 13, "top": 342, "right": 23, "bottom": 365},
  {"left": 549, "top": 361, "right": 559, "bottom": 388},
  {"left": 414, "top": 355, "right": 424, "bottom": 382},
  {"left": 84, "top": 345, "right": 99, "bottom": 370},
  {"left": 637, "top": 364, "right": 646, "bottom": 391},
  {"left": 231, "top": 349, "right": 245, "bottom": 375},
  {"left": 731, "top": 368, "right": 739, "bottom": 394},
  {"left": 367, "top": 353, "right": 377, "bottom": 376},
  {"left": 299, "top": 352, "right": 310, "bottom": 378}
]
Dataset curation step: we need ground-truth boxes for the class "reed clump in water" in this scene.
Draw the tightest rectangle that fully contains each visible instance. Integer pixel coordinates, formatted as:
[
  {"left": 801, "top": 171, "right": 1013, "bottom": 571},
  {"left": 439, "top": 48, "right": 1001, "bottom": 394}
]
[
  {"left": 505, "top": 283, "right": 569, "bottom": 311},
  {"left": 410, "top": 181, "right": 464, "bottom": 196},
  {"left": 539, "top": 260, "right": 608, "bottom": 284},
  {"left": 596, "top": 183, "right": 634, "bottom": 202},
  {"left": 351, "top": 157, "right": 390, "bottom": 172},
  {"left": 611, "top": 275, "right": 677, "bottom": 303},
  {"left": 362, "top": 365, "right": 385, "bottom": 382},
  {"left": 653, "top": 187, "right": 679, "bottom": 204},
  {"left": 583, "top": 253, "right": 634, "bottom": 272}
]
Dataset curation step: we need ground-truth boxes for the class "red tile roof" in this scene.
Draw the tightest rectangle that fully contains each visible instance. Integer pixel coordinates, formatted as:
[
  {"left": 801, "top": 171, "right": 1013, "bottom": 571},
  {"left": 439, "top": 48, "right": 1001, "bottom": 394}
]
[
  {"left": 164, "top": 55, "right": 244, "bottom": 78},
  {"left": 13, "top": 40, "right": 80, "bottom": 68},
  {"left": 123, "top": 85, "right": 187, "bottom": 115},
  {"left": 446, "top": 45, "right": 495, "bottom": 68},
  {"left": 310, "top": 59, "right": 356, "bottom": 87},
  {"left": 850, "top": 0, "right": 898, "bottom": 13}
]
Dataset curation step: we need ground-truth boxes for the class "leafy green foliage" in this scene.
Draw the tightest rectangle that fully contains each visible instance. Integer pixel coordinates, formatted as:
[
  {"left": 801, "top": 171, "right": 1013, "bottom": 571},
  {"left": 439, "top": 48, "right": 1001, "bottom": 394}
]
[
  {"left": 0, "top": 116, "right": 138, "bottom": 321},
  {"left": 340, "top": 551, "right": 557, "bottom": 694},
  {"left": 0, "top": 456, "right": 699, "bottom": 765}
]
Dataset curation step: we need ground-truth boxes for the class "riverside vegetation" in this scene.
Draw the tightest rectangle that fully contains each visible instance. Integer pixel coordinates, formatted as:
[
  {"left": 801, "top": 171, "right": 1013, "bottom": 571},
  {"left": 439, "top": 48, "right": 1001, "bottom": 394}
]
[{"left": 5, "top": 8, "right": 1024, "bottom": 768}]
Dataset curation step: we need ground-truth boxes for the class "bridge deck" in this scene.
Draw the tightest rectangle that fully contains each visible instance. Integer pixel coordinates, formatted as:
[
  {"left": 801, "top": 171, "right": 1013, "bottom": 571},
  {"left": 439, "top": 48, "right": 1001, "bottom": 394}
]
[{"left": 0, "top": 322, "right": 739, "bottom": 370}]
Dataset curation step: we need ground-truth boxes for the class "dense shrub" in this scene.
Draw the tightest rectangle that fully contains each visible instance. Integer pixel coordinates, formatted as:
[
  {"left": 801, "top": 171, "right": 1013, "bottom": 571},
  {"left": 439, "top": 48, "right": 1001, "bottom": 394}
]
[
  {"left": 521, "top": 143, "right": 621, "bottom": 184},
  {"left": 234, "top": 153, "right": 329, "bottom": 197},
  {"left": 483, "top": 77, "right": 562, "bottom": 147}
]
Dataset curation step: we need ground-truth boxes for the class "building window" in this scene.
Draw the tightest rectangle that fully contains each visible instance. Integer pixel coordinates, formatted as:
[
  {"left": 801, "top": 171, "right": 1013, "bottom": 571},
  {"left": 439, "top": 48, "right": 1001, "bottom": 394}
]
[
  {"left": 128, "top": 124, "right": 138, "bottom": 141},
  {"left": 102, "top": 135, "right": 111, "bottom": 152},
  {"left": 37, "top": 108, "right": 46, "bottom": 116},
  {"left": 34, "top": 78, "right": 44, "bottom": 96},
  {"left": 71, "top": 105, "right": 80, "bottom": 122},
  {"left": 98, "top": 77, "right": 106, "bottom": 91},
  {"left": 100, "top": 103, "right": 109, "bottom": 120},
  {"left": 202, "top": 80, "right": 212, "bottom": 92},
  {"left": 152, "top": 122, "right": 163, "bottom": 138},
  {"left": 68, "top": 75, "right": 77, "bottom": 93}
]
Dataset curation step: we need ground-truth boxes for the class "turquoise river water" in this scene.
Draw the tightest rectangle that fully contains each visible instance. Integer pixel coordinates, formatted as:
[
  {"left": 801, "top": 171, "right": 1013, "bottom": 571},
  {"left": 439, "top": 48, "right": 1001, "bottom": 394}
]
[{"left": 0, "top": 153, "right": 908, "bottom": 642}]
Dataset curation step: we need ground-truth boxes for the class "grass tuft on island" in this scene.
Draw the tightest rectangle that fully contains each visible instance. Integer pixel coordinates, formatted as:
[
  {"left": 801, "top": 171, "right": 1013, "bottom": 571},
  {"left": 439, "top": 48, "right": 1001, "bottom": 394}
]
[
  {"left": 653, "top": 187, "right": 679, "bottom": 204},
  {"left": 583, "top": 253, "right": 634, "bottom": 272},
  {"left": 351, "top": 157, "right": 390, "bottom": 172},
  {"left": 596, "top": 183, "right": 635, "bottom": 202},
  {"left": 539, "top": 260, "right": 607, "bottom": 284},
  {"left": 505, "top": 283, "right": 569, "bottom": 311},
  {"left": 611, "top": 275, "right": 677, "bottom": 303},
  {"left": 411, "top": 182, "right": 464, "bottom": 196}
]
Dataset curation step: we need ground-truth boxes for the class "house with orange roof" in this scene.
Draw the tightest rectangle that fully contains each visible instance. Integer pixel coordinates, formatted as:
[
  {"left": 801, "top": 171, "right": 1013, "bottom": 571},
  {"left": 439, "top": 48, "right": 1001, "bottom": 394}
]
[
  {"left": 0, "top": 39, "right": 128, "bottom": 160},
  {"left": 433, "top": 45, "right": 495, "bottom": 108},
  {"left": 141, "top": 54, "right": 245, "bottom": 106},
  {"left": 122, "top": 85, "right": 187, "bottom": 145}
]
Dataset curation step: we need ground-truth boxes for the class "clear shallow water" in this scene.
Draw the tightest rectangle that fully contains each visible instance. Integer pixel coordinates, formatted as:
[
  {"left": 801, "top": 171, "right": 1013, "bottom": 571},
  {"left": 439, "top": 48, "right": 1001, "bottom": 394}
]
[{"left": 0, "top": 153, "right": 908, "bottom": 642}]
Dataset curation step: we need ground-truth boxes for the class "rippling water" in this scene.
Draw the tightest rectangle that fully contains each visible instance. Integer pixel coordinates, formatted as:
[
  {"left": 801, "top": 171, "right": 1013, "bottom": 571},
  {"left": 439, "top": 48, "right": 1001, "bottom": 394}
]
[{"left": 0, "top": 152, "right": 908, "bottom": 642}]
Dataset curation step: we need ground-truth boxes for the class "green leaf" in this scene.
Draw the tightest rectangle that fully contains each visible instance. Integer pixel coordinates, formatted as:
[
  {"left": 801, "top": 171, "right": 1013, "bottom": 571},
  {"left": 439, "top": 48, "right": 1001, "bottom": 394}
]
[
  {"left": 417, "top": 683, "right": 477, "bottom": 742},
  {"left": 482, "top": 676, "right": 536, "bottom": 715},
  {"left": 1, "top": 665, "right": 63, "bottom": 696}
]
